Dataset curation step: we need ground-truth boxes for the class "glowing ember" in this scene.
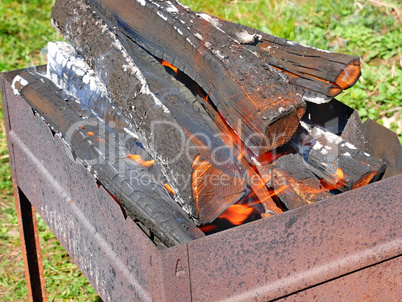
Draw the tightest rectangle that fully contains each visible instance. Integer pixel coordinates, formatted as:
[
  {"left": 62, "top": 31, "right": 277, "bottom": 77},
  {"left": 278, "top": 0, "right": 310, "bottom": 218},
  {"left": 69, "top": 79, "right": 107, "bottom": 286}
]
[
  {"left": 352, "top": 171, "right": 377, "bottom": 189},
  {"left": 336, "top": 168, "right": 344, "bottom": 181},
  {"left": 161, "top": 60, "right": 178, "bottom": 73},
  {"left": 219, "top": 204, "right": 254, "bottom": 225},
  {"left": 257, "top": 148, "right": 292, "bottom": 165},
  {"left": 319, "top": 167, "right": 345, "bottom": 191},
  {"left": 127, "top": 154, "right": 156, "bottom": 167},
  {"left": 163, "top": 183, "right": 175, "bottom": 195}
]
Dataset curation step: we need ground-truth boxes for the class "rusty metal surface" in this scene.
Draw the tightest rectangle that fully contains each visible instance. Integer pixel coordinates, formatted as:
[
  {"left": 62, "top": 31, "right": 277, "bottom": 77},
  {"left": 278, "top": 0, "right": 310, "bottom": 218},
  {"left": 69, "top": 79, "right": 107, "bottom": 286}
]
[
  {"left": 2, "top": 69, "right": 401, "bottom": 301},
  {"left": 187, "top": 173, "right": 402, "bottom": 301},
  {"left": 1, "top": 71, "right": 192, "bottom": 301},
  {"left": 14, "top": 189, "right": 48, "bottom": 302},
  {"left": 2, "top": 68, "right": 48, "bottom": 302},
  {"left": 275, "top": 256, "right": 402, "bottom": 302}
]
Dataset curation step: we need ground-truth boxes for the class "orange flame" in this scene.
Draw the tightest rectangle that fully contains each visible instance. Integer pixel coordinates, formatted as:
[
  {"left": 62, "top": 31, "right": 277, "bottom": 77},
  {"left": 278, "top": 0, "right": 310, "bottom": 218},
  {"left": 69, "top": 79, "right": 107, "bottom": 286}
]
[
  {"left": 318, "top": 167, "right": 345, "bottom": 191},
  {"left": 336, "top": 167, "right": 344, "bottom": 180},
  {"left": 219, "top": 204, "right": 255, "bottom": 225},
  {"left": 257, "top": 149, "right": 292, "bottom": 165},
  {"left": 269, "top": 184, "right": 290, "bottom": 197},
  {"left": 127, "top": 154, "right": 156, "bottom": 167},
  {"left": 196, "top": 83, "right": 209, "bottom": 102},
  {"left": 163, "top": 183, "right": 175, "bottom": 195},
  {"left": 161, "top": 60, "right": 178, "bottom": 74}
]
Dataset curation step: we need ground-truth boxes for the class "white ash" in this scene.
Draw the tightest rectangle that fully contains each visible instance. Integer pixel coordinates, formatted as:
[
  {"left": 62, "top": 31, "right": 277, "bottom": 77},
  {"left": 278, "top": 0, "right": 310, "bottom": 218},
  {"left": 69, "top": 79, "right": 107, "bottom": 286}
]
[
  {"left": 312, "top": 141, "right": 323, "bottom": 151},
  {"left": 235, "top": 30, "right": 262, "bottom": 44},
  {"left": 302, "top": 94, "right": 330, "bottom": 104},
  {"left": 165, "top": 2, "right": 179, "bottom": 13},
  {"left": 11, "top": 75, "right": 28, "bottom": 95},
  {"left": 300, "top": 121, "right": 344, "bottom": 146},
  {"left": 47, "top": 42, "right": 108, "bottom": 109},
  {"left": 278, "top": 107, "right": 286, "bottom": 114},
  {"left": 194, "top": 33, "right": 203, "bottom": 40},
  {"left": 157, "top": 11, "right": 168, "bottom": 21},
  {"left": 176, "top": 26, "right": 183, "bottom": 35},
  {"left": 250, "top": 156, "right": 261, "bottom": 167},
  {"left": 46, "top": 42, "right": 142, "bottom": 144},
  {"left": 94, "top": 19, "right": 171, "bottom": 114},
  {"left": 196, "top": 12, "right": 225, "bottom": 34},
  {"left": 212, "top": 49, "right": 226, "bottom": 61},
  {"left": 345, "top": 142, "right": 357, "bottom": 150},
  {"left": 186, "top": 37, "right": 196, "bottom": 48},
  {"left": 320, "top": 148, "right": 328, "bottom": 155}
]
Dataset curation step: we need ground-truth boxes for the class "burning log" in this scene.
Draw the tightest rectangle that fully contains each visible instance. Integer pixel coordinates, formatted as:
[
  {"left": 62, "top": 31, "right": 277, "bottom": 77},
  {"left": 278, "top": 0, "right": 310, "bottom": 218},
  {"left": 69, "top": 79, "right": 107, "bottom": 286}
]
[
  {"left": 52, "top": 0, "right": 306, "bottom": 155},
  {"left": 200, "top": 99, "right": 283, "bottom": 216},
  {"left": 12, "top": 70, "right": 204, "bottom": 246},
  {"left": 258, "top": 153, "right": 332, "bottom": 210},
  {"left": 216, "top": 20, "right": 361, "bottom": 102},
  {"left": 49, "top": 4, "right": 248, "bottom": 224},
  {"left": 296, "top": 121, "right": 387, "bottom": 191}
]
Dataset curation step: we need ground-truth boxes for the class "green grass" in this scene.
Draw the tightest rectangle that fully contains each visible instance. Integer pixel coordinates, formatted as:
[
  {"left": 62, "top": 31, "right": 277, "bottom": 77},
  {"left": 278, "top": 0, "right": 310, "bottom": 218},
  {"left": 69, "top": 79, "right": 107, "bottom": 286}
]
[{"left": 0, "top": 0, "right": 401, "bottom": 300}]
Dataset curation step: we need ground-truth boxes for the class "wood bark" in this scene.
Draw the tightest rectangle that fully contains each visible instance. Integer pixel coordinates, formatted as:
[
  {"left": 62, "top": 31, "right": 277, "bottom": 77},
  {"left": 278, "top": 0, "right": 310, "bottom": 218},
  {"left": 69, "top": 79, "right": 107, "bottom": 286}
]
[
  {"left": 51, "top": 0, "right": 248, "bottom": 224},
  {"left": 217, "top": 20, "right": 361, "bottom": 100},
  {"left": 296, "top": 122, "right": 387, "bottom": 191},
  {"left": 200, "top": 99, "right": 283, "bottom": 216},
  {"left": 13, "top": 70, "right": 204, "bottom": 246},
  {"left": 258, "top": 153, "right": 332, "bottom": 210},
  {"left": 70, "top": 0, "right": 307, "bottom": 155}
]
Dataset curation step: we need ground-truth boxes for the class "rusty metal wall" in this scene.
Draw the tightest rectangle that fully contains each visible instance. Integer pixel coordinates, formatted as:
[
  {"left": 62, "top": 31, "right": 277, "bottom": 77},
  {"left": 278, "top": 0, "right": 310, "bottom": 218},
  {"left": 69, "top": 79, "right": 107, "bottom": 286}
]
[
  {"left": 275, "top": 256, "right": 402, "bottom": 301},
  {"left": 1, "top": 70, "right": 192, "bottom": 302},
  {"left": 2, "top": 69, "right": 401, "bottom": 301}
]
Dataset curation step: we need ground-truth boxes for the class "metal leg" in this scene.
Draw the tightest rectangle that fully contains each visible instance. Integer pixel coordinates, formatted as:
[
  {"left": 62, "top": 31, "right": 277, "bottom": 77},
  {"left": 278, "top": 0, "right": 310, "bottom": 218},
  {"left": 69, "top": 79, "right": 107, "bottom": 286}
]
[{"left": 14, "top": 186, "right": 48, "bottom": 302}]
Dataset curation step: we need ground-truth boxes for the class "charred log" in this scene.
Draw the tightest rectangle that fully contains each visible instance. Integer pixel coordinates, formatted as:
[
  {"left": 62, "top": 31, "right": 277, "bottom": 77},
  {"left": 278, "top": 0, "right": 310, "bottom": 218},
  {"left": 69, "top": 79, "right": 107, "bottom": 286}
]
[
  {"left": 53, "top": 0, "right": 307, "bottom": 155},
  {"left": 12, "top": 70, "right": 204, "bottom": 246},
  {"left": 296, "top": 122, "right": 387, "bottom": 191},
  {"left": 200, "top": 99, "right": 283, "bottom": 216},
  {"left": 258, "top": 153, "right": 332, "bottom": 210},
  {"left": 217, "top": 20, "right": 361, "bottom": 101},
  {"left": 50, "top": 4, "right": 247, "bottom": 224}
]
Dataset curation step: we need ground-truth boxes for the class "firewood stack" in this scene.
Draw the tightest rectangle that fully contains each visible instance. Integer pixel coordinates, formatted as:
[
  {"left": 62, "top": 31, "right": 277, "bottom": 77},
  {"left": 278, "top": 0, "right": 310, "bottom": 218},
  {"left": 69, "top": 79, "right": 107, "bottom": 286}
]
[{"left": 11, "top": 0, "right": 387, "bottom": 245}]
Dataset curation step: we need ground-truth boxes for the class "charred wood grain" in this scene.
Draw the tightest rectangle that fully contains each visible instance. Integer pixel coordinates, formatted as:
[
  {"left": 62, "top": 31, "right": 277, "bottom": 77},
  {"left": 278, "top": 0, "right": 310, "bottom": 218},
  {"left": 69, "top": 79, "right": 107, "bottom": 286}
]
[
  {"left": 51, "top": 1, "right": 247, "bottom": 224},
  {"left": 297, "top": 122, "right": 387, "bottom": 191},
  {"left": 13, "top": 71, "right": 204, "bottom": 246},
  {"left": 119, "top": 35, "right": 248, "bottom": 224},
  {"left": 216, "top": 20, "right": 361, "bottom": 98},
  {"left": 200, "top": 97, "right": 283, "bottom": 216},
  {"left": 67, "top": 0, "right": 306, "bottom": 155},
  {"left": 258, "top": 153, "right": 331, "bottom": 210}
]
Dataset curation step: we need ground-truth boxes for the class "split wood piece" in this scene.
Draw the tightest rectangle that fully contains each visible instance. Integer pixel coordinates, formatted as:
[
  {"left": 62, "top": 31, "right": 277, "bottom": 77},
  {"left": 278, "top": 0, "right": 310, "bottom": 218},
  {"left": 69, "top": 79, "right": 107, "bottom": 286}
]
[
  {"left": 118, "top": 35, "right": 248, "bottom": 224},
  {"left": 12, "top": 71, "right": 204, "bottom": 246},
  {"left": 216, "top": 20, "right": 361, "bottom": 102},
  {"left": 200, "top": 98, "right": 283, "bottom": 216},
  {"left": 258, "top": 153, "right": 332, "bottom": 210},
  {"left": 50, "top": 6, "right": 247, "bottom": 224},
  {"left": 61, "top": 0, "right": 306, "bottom": 155},
  {"left": 298, "top": 121, "right": 387, "bottom": 191}
]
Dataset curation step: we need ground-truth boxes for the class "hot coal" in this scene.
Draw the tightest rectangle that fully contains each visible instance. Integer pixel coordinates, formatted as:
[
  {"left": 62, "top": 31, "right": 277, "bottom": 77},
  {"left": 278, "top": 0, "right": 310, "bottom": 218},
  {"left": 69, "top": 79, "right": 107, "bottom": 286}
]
[{"left": 258, "top": 153, "right": 332, "bottom": 210}]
